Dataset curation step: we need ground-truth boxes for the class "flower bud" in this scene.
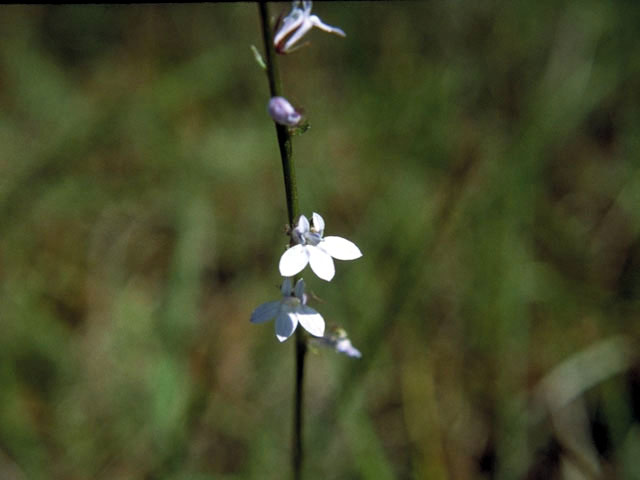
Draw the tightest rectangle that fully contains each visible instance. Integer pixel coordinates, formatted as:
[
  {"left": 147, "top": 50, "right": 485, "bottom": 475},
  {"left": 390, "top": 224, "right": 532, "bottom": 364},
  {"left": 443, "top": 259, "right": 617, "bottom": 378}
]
[{"left": 268, "top": 96, "right": 302, "bottom": 126}]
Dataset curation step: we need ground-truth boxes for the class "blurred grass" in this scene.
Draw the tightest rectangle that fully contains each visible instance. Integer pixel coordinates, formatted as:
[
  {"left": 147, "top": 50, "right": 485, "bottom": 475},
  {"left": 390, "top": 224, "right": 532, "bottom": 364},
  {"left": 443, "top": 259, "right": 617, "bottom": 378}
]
[{"left": 1, "top": 2, "right": 640, "bottom": 479}]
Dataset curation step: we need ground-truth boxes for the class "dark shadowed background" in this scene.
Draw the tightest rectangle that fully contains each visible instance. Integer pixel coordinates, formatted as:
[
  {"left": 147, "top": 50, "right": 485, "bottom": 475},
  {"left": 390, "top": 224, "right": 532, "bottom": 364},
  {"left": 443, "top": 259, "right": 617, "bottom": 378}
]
[{"left": 1, "top": 2, "right": 640, "bottom": 479}]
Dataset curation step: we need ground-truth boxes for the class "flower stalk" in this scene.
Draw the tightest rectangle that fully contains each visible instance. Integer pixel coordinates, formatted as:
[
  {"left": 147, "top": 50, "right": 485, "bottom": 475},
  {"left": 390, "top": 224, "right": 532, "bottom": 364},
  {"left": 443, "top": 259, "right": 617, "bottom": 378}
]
[
  {"left": 255, "top": 3, "right": 354, "bottom": 479},
  {"left": 258, "top": 1, "right": 298, "bottom": 227},
  {"left": 258, "top": 3, "right": 305, "bottom": 478}
]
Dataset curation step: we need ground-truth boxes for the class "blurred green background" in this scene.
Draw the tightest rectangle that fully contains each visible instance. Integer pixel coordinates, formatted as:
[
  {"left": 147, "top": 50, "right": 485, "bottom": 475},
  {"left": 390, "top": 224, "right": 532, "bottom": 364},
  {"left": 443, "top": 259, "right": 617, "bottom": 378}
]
[{"left": 2, "top": 2, "right": 640, "bottom": 479}]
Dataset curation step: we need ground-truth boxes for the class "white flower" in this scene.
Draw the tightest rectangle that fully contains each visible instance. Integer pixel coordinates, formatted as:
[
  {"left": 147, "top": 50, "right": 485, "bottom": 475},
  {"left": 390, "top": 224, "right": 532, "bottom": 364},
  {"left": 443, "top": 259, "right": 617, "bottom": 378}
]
[
  {"left": 274, "top": 0, "right": 346, "bottom": 54},
  {"left": 311, "top": 327, "right": 362, "bottom": 358},
  {"left": 279, "top": 212, "right": 362, "bottom": 282},
  {"left": 334, "top": 337, "right": 362, "bottom": 358},
  {"left": 268, "top": 96, "right": 302, "bottom": 126},
  {"left": 250, "top": 277, "right": 325, "bottom": 342}
]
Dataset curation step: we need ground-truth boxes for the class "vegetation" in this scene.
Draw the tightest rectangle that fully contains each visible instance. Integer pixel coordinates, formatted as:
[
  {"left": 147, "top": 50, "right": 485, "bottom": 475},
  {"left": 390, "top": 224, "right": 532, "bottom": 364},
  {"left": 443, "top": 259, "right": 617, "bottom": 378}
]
[{"left": 1, "top": 3, "right": 640, "bottom": 478}]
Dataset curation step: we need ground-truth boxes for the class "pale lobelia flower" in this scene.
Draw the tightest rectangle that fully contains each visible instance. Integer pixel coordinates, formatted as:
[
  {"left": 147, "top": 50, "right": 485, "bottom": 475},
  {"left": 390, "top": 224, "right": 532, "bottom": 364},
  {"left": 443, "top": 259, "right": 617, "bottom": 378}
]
[
  {"left": 334, "top": 336, "right": 362, "bottom": 358},
  {"left": 250, "top": 277, "right": 325, "bottom": 342},
  {"left": 268, "top": 96, "right": 302, "bottom": 126},
  {"left": 311, "top": 327, "right": 362, "bottom": 358},
  {"left": 274, "top": 0, "right": 346, "bottom": 54},
  {"left": 279, "top": 212, "right": 362, "bottom": 282}
]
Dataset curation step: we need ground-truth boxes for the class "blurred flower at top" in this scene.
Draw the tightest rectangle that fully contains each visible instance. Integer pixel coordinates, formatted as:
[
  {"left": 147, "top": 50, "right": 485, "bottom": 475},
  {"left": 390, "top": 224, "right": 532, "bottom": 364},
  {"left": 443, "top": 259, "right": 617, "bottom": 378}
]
[
  {"left": 274, "top": 0, "right": 346, "bottom": 54},
  {"left": 279, "top": 213, "right": 362, "bottom": 282}
]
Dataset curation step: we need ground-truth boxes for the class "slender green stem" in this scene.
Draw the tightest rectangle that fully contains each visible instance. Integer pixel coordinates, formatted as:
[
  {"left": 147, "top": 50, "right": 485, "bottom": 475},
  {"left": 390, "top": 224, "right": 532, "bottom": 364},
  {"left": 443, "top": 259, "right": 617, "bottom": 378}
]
[
  {"left": 258, "top": 1, "right": 299, "bottom": 226},
  {"left": 258, "top": 3, "right": 305, "bottom": 479}
]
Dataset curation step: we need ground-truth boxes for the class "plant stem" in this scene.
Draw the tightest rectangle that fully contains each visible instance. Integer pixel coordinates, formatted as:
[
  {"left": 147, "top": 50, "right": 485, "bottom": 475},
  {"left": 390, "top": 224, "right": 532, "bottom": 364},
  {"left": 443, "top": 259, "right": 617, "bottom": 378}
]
[
  {"left": 293, "top": 328, "right": 307, "bottom": 480},
  {"left": 258, "top": 3, "right": 305, "bottom": 479},
  {"left": 258, "top": 1, "right": 299, "bottom": 226}
]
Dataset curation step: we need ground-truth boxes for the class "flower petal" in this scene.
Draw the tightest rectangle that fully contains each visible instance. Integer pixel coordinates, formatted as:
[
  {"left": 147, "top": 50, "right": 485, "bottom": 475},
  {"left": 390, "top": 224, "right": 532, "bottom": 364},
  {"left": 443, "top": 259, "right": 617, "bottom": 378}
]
[
  {"left": 311, "top": 212, "right": 325, "bottom": 235},
  {"left": 250, "top": 301, "right": 280, "bottom": 324},
  {"left": 308, "top": 245, "right": 335, "bottom": 281},
  {"left": 298, "top": 306, "right": 325, "bottom": 337},
  {"left": 320, "top": 236, "right": 362, "bottom": 260},
  {"left": 336, "top": 338, "right": 362, "bottom": 358},
  {"left": 276, "top": 311, "right": 298, "bottom": 342},
  {"left": 297, "top": 214, "right": 310, "bottom": 233},
  {"left": 294, "top": 278, "right": 306, "bottom": 299},
  {"left": 309, "top": 15, "right": 346, "bottom": 37},
  {"left": 274, "top": 5, "right": 305, "bottom": 47},
  {"left": 281, "top": 277, "right": 293, "bottom": 296},
  {"left": 279, "top": 245, "right": 309, "bottom": 277},
  {"left": 282, "top": 18, "right": 314, "bottom": 53}
]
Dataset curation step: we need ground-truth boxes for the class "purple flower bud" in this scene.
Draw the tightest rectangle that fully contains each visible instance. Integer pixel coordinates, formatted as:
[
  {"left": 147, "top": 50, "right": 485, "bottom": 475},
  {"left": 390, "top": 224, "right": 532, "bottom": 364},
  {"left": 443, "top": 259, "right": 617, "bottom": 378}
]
[{"left": 268, "top": 96, "right": 302, "bottom": 126}]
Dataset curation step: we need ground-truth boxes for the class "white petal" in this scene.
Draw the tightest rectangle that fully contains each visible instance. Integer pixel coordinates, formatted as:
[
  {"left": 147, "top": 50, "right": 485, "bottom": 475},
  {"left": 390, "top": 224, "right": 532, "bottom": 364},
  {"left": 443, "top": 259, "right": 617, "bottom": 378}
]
[
  {"left": 274, "top": 7, "right": 305, "bottom": 47},
  {"left": 297, "top": 306, "right": 325, "bottom": 337},
  {"left": 309, "top": 15, "right": 346, "bottom": 36},
  {"left": 283, "top": 18, "right": 314, "bottom": 52},
  {"left": 336, "top": 339, "right": 362, "bottom": 358},
  {"left": 320, "top": 236, "right": 362, "bottom": 260},
  {"left": 276, "top": 311, "right": 298, "bottom": 342},
  {"left": 297, "top": 214, "right": 310, "bottom": 233},
  {"left": 250, "top": 301, "right": 281, "bottom": 324},
  {"left": 311, "top": 212, "right": 325, "bottom": 235},
  {"left": 308, "top": 245, "right": 335, "bottom": 281},
  {"left": 279, "top": 245, "right": 309, "bottom": 277},
  {"left": 294, "top": 278, "right": 306, "bottom": 299},
  {"left": 280, "top": 277, "right": 293, "bottom": 296}
]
